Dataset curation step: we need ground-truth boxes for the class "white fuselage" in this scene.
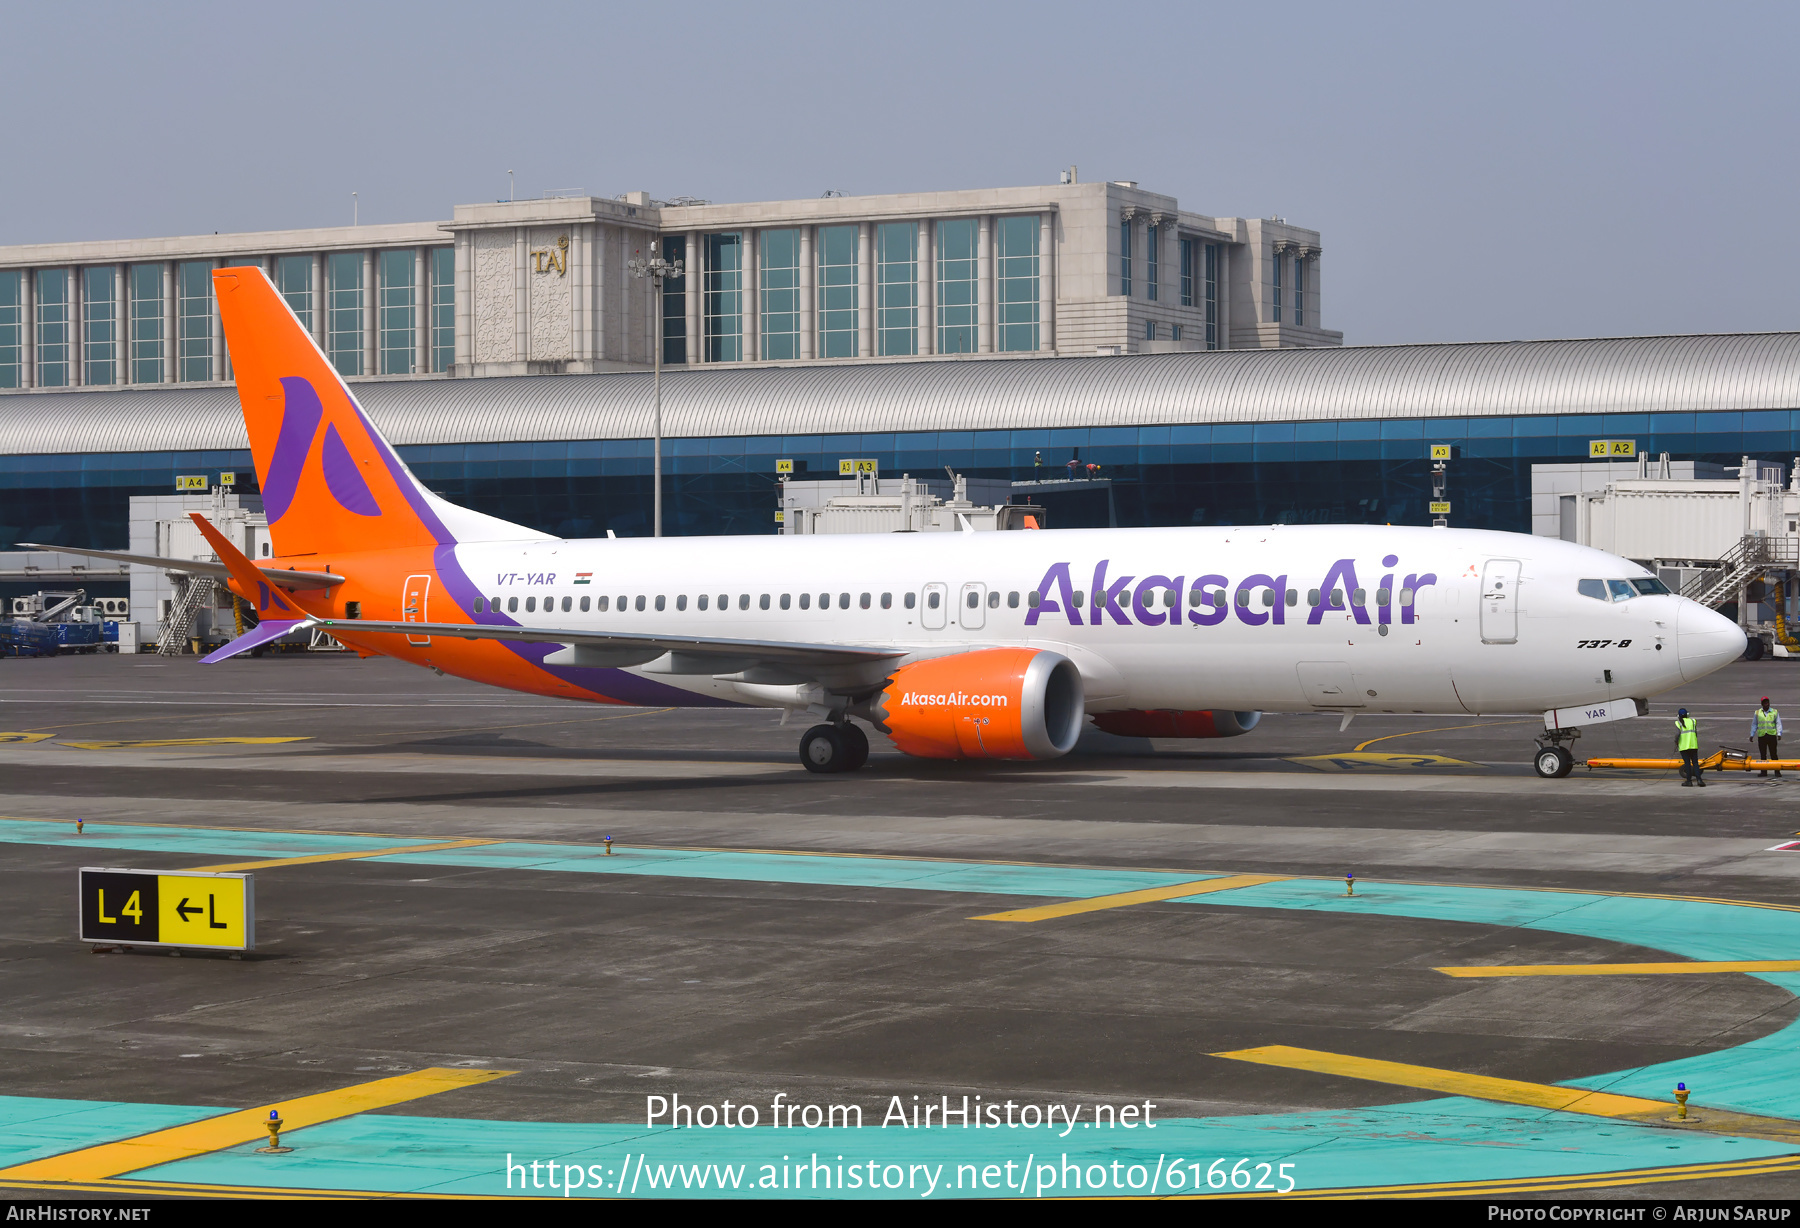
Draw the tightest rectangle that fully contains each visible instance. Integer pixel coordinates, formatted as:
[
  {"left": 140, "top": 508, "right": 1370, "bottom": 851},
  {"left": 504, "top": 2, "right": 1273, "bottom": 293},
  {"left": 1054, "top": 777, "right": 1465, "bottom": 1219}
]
[{"left": 455, "top": 524, "right": 1745, "bottom": 716}]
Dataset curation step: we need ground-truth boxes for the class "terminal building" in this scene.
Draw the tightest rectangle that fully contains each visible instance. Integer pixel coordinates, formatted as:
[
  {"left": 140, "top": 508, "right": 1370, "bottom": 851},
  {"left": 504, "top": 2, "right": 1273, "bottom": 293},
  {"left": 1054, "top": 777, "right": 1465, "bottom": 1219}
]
[{"left": 3, "top": 179, "right": 1799, "bottom": 611}]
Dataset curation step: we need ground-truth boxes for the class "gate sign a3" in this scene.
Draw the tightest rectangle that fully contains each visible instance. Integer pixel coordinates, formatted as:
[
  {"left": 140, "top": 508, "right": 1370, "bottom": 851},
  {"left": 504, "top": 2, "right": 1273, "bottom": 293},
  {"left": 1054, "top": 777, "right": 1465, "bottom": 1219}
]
[{"left": 79, "top": 867, "right": 254, "bottom": 951}]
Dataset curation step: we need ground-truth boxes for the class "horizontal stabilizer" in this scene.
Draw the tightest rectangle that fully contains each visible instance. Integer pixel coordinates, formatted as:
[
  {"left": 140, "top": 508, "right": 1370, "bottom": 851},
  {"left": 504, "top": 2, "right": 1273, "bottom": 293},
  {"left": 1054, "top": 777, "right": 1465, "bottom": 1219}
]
[
  {"left": 15, "top": 543, "right": 341, "bottom": 590},
  {"left": 312, "top": 618, "right": 905, "bottom": 672},
  {"left": 200, "top": 619, "right": 311, "bottom": 664}
]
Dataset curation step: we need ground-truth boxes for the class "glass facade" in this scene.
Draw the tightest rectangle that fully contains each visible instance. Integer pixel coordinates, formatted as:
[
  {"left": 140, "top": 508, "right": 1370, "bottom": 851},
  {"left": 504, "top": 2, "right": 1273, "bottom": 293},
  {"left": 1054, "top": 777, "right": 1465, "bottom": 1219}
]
[
  {"left": 702, "top": 233, "right": 742, "bottom": 363},
  {"left": 1271, "top": 251, "right": 1282, "bottom": 323},
  {"left": 83, "top": 267, "right": 117, "bottom": 386},
  {"left": 430, "top": 247, "right": 455, "bottom": 372},
  {"left": 875, "top": 223, "right": 917, "bottom": 357},
  {"left": 936, "top": 218, "right": 978, "bottom": 354},
  {"left": 1146, "top": 225, "right": 1159, "bottom": 302},
  {"left": 128, "top": 264, "right": 163, "bottom": 384},
  {"left": 326, "top": 252, "right": 363, "bottom": 376},
  {"left": 758, "top": 229, "right": 800, "bottom": 361},
  {"left": 816, "top": 225, "right": 858, "bottom": 358},
  {"left": 660, "top": 236, "right": 688, "bottom": 365},
  {"left": 276, "top": 255, "right": 313, "bottom": 332},
  {"left": 1120, "top": 218, "right": 1132, "bottom": 296},
  {"left": 378, "top": 249, "right": 415, "bottom": 375},
  {"left": 1179, "top": 238, "right": 1194, "bottom": 308},
  {"left": 1294, "top": 257, "right": 1306, "bottom": 327},
  {"left": 13, "top": 410, "right": 1800, "bottom": 551},
  {"left": 995, "top": 215, "right": 1039, "bottom": 353},
  {"left": 35, "top": 269, "right": 70, "bottom": 387},
  {"left": 0, "top": 271, "right": 20, "bottom": 388},
  {"left": 1203, "top": 243, "right": 1219, "bottom": 350},
  {"left": 177, "top": 261, "right": 214, "bottom": 382}
]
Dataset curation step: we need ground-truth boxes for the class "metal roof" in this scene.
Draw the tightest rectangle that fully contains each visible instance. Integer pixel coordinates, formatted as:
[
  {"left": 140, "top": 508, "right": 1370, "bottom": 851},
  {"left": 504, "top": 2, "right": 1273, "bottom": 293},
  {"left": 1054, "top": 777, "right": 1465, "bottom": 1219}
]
[{"left": 5, "top": 333, "right": 1800, "bottom": 456}]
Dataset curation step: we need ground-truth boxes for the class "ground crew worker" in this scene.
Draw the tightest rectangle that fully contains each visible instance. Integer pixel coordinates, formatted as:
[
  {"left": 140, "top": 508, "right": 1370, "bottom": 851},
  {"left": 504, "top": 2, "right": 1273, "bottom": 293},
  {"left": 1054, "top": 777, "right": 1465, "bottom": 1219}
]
[
  {"left": 1677, "top": 707, "right": 1704, "bottom": 787},
  {"left": 1754, "top": 696, "right": 1784, "bottom": 777}
]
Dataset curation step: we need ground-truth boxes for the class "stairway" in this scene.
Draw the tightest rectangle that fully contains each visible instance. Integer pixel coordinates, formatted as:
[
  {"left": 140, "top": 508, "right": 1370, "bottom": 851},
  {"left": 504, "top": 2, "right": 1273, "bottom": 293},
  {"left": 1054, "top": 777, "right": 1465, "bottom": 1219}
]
[
  {"left": 156, "top": 575, "right": 216, "bottom": 656},
  {"left": 1681, "top": 535, "right": 1800, "bottom": 610}
]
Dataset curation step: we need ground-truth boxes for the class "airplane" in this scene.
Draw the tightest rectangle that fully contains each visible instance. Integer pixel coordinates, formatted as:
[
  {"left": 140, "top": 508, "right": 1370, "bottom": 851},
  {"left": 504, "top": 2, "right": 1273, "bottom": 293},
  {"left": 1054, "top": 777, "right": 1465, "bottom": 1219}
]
[{"left": 29, "top": 266, "right": 1748, "bottom": 779}]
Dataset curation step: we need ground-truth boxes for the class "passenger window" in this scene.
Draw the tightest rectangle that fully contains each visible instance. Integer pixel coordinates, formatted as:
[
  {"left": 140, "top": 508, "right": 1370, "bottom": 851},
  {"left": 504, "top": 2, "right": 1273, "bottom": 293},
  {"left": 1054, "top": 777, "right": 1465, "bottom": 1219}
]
[
  {"left": 655, "top": 595, "right": 666, "bottom": 612},
  {"left": 473, "top": 597, "right": 485, "bottom": 614},
  {"left": 927, "top": 591, "right": 940, "bottom": 609},
  {"left": 562, "top": 596, "right": 573, "bottom": 613},
  {"left": 581, "top": 596, "right": 591, "bottom": 612},
  {"left": 1375, "top": 588, "right": 1390, "bottom": 607},
  {"left": 1073, "top": 590, "right": 1086, "bottom": 607},
  {"left": 698, "top": 594, "right": 709, "bottom": 610},
  {"left": 1329, "top": 590, "right": 1343, "bottom": 608},
  {"left": 1189, "top": 588, "right": 1203, "bottom": 607},
  {"left": 1235, "top": 589, "right": 1249, "bottom": 607},
  {"left": 1162, "top": 590, "right": 1176, "bottom": 608},
  {"left": 1007, "top": 591, "right": 1019, "bottom": 608},
  {"left": 1631, "top": 578, "right": 1671, "bottom": 596},
  {"left": 1307, "top": 589, "right": 1320, "bottom": 607},
  {"left": 506, "top": 596, "right": 517, "bottom": 612},
  {"left": 839, "top": 593, "right": 850, "bottom": 609},
  {"left": 597, "top": 595, "right": 609, "bottom": 612},
  {"left": 1351, "top": 589, "right": 1366, "bottom": 606},
  {"left": 739, "top": 594, "right": 750, "bottom": 610},
  {"left": 1285, "top": 590, "right": 1298, "bottom": 607},
  {"left": 677, "top": 594, "right": 687, "bottom": 611},
  {"left": 1607, "top": 580, "right": 1635, "bottom": 602},
  {"left": 987, "top": 591, "right": 999, "bottom": 608},
  {"left": 1578, "top": 579, "right": 1607, "bottom": 601},
  {"left": 882, "top": 593, "right": 892, "bottom": 609},
  {"left": 636, "top": 595, "right": 646, "bottom": 612},
  {"left": 526, "top": 596, "right": 536, "bottom": 613},
  {"left": 1026, "top": 591, "right": 1039, "bottom": 608},
  {"left": 760, "top": 594, "right": 771, "bottom": 610},
  {"left": 862, "top": 593, "right": 872, "bottom": 609},
  {"left": 718, "top": 594, "right": 728, "bottom": 609},
  {"left": 799, "top": 592, "right": 810, "bottom": 609},
  {"left": 780, "top": 593, "right": 791, "bottom": 610},
  {"left": 966, "top": 591, "right": 979, "bottom": 609},
  {"left": 906, "top": 592, "right": 917, "bottom": 609},
  {"left": 1399, "top": 588, "right": 1414, "bottom": 605},
  {"left": 1261, "top": 589, "right": 1275, "bottom": 608}
]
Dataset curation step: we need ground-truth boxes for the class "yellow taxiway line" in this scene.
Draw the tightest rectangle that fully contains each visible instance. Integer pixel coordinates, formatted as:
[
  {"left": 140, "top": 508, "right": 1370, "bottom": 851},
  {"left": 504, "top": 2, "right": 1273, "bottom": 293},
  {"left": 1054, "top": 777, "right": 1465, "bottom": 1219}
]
[
  {"left": 185, "top": 837, "right": 502, "bottom": 873},
  {"left": 971, "top": 873, "right": 1289, "bottom": 922},
  {"left": 58, "top": 737, "right": 312, "bottom": 751},
  {"left": 1437, "top": 959, "right": 1800, "bottom": 978},
  {"left": 0, "top": 1067, "right": 512, "bottom": 1184},
  {"left": 1210, "top": 1045, "right": 1669, "bottom": 1118}
]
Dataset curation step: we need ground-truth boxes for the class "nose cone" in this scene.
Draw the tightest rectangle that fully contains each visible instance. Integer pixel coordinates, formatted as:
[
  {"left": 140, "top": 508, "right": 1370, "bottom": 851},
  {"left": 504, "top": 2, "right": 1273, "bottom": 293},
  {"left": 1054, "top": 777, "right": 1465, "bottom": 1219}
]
[{"left": 1678, "top": 601, "right": 1747, "bottom": 682}]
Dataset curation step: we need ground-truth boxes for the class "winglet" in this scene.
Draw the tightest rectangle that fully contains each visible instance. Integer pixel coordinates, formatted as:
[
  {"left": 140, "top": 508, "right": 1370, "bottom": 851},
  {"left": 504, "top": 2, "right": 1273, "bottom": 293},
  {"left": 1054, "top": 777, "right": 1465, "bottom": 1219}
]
[
  {"left": 186, "top": 513, "right": 307, "bottom": 621},
  {"left": 200, "top": 619, "right": 312, "bottom": 664}
]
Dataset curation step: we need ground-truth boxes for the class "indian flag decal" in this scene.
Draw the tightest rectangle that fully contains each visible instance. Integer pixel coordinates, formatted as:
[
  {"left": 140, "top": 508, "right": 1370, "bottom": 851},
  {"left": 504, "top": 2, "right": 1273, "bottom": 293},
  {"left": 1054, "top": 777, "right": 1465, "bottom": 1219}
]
[{"left": 574, "top": 572, "right": 592, "bottom": 585}]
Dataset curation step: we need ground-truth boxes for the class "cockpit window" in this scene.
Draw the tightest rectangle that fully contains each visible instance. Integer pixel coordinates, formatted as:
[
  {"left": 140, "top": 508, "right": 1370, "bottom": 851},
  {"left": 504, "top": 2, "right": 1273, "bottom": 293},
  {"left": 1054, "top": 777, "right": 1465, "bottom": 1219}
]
[
  {"left": 1578, "top": 579, "right": 1607, "bottom": 601},
  {"left": 1630, "top": 578, "right": 1671, "bottom": 596},
  {"left": 1606, "top": 580, "right": 1636, "bottom": 602}
]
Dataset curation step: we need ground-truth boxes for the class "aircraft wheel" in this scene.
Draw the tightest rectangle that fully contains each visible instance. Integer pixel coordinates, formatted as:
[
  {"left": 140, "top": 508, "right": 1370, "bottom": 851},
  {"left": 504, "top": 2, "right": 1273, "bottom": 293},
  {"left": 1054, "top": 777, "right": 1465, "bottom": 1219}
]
[
  {"left": 800, "top": 724, "right": 849, "bottom": 774},
  {"left": 841, "top": 722, "right": 870, "bottom": 771},
  {"left": 1744, "top": 636, "right": 1766, "bottom": 662},
  {"left": 1534, "top": 745, "right": 1574, "bottom": 779}
]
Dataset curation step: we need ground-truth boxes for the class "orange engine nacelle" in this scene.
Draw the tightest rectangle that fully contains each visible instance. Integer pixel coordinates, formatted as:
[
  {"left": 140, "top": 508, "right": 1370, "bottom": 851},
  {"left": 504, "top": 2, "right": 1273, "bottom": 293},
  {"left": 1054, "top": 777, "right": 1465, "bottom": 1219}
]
[
  {"left": 1091, "top": 709, "right": 1262, "bottom": 739},
  {"left": 866, "top": 648, "right": 1085, "bottom": 760}
]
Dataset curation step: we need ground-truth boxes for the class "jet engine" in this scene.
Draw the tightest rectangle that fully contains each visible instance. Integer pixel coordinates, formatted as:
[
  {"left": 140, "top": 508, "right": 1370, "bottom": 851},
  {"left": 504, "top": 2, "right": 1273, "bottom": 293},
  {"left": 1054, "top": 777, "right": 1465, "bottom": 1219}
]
[
  {"left": 1090, "top": 709, "right": 1262, "bottom": 738},
  {"left": 865, "top": 648, "right": 1085, "bottom": 760}
]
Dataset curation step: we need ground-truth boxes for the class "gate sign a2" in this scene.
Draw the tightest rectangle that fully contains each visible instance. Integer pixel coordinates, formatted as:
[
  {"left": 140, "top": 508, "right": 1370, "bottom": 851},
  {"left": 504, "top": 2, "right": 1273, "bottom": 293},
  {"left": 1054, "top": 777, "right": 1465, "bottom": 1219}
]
[{"left": 79, "top": 867, "right": 255, "bottom": 951}]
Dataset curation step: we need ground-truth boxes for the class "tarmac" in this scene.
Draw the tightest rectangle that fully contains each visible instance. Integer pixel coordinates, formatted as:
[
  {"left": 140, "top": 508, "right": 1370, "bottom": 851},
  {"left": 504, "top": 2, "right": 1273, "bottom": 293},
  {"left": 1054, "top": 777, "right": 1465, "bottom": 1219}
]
[{"left": 5, "top": 651, "right": 1800, "bottom": 1200}]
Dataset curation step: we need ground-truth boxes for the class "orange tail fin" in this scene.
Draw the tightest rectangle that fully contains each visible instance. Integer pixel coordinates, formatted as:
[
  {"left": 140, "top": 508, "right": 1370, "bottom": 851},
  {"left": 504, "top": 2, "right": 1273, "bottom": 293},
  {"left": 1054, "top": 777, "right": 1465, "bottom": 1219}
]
[{"left": 214, "top": 266, "right": 538, "bottom": 558}]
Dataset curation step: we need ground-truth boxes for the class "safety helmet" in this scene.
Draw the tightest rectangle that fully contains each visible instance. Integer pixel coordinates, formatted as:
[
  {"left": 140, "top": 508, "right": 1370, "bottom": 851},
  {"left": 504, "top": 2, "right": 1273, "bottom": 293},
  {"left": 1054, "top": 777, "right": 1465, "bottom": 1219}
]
[{"left": 1678, "top": 708, "right": 1689, "bottom": 716}]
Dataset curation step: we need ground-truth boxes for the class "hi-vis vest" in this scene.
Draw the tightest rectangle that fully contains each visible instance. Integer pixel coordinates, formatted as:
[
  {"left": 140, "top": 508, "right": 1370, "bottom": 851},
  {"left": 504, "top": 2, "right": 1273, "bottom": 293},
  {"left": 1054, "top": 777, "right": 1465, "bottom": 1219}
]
[
  {"left": 1757, "top": 707, "right": 1782, "bottom": 737},
  {"left": 1677, "top": 717, "right": 1699, "bottom": 751}
]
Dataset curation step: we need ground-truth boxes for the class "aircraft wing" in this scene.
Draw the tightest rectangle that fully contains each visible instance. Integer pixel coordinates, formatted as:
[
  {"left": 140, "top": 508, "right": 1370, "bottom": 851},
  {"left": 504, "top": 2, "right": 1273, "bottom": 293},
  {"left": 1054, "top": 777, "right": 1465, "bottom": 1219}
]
[
  {"left": 309, "top": 617, "right": 906, "bottom": 680},
  {"left": 16, "top": 543, "right": 342, "bottom": 589}
]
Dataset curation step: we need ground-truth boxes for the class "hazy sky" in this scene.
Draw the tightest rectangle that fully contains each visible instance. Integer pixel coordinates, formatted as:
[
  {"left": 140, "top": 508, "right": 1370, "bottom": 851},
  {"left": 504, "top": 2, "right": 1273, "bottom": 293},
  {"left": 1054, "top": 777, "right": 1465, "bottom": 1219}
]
[{"left": 3, "top": 0, "right": 1795, "bottom": 347}]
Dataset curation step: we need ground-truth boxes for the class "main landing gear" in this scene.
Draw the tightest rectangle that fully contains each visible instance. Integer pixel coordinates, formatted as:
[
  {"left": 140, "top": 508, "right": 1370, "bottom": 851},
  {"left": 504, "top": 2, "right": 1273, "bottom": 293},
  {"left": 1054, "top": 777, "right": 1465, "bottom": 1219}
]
[
  {"left": 1533, "top": 727, "right": 1579, "bottom": 779},
  {"left": 799, "top": 722, "right": 870, "bottom": 774}
]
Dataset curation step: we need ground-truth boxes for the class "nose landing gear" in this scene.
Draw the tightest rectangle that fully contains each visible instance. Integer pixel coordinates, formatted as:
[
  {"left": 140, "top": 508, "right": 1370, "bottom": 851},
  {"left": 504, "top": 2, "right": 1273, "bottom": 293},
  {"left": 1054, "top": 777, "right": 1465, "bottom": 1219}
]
[
  {"left": 1533, "top": 727, "right": 1579, "bottom": 778},
  {"left": 799, "top": 721, "right": 870, "bottom": 774}
]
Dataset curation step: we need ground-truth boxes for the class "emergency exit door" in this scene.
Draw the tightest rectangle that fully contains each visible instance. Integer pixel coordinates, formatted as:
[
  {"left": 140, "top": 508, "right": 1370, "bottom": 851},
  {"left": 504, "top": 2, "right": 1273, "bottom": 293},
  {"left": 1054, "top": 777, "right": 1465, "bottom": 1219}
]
[
  {"left": 403, "top": 574, "right": 431, "bottom": 645},
  {"left": 1480, "top": 559, "right": 1520, "bottom": 644}
]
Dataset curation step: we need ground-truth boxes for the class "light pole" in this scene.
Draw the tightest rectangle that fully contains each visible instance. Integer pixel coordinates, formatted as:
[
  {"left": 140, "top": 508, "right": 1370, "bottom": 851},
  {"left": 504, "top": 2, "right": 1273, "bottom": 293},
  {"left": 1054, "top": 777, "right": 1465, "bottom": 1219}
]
[{"left": 629, "top": 242, "right": 683, "bottom": 537}]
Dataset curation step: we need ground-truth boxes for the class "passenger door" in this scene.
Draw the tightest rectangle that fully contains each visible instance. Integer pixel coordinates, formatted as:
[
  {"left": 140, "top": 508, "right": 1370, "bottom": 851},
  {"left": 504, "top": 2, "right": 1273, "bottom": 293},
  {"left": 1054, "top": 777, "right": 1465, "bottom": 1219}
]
[
  {"left": 403, "top": 574, "right": 431, "bottom": 645},
  {"left": 921, "top": 582, "right": 948, "bottom": 630},
  {"left": 1480, "top": 559, "right": 1520, "bottom": 645},
  {"left": 960, "top": 582, "right": 987, "bottom": 630}
]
